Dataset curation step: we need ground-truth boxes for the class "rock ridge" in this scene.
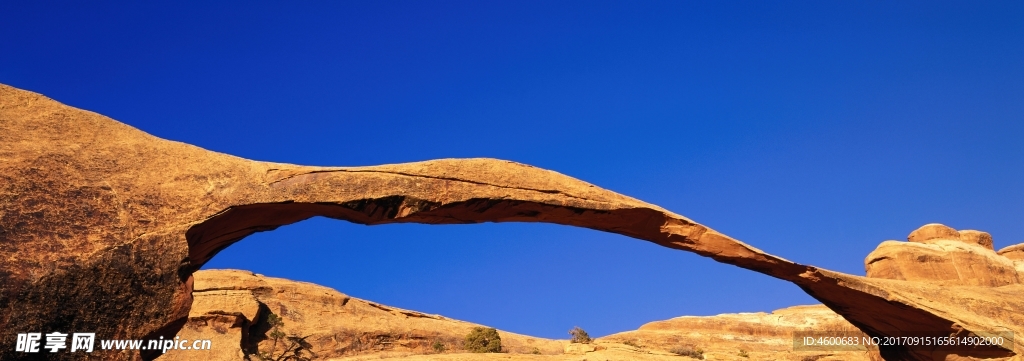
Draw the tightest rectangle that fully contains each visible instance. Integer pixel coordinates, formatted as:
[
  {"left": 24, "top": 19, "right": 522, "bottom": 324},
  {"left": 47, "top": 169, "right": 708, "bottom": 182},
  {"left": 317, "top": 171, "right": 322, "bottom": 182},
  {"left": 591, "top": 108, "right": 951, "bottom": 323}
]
[
  {"left": 170, "top": 270, "right": 877, "bottom": 361},
  {"left": 162, "top": 269, "right": 564, "bottom": 360}
]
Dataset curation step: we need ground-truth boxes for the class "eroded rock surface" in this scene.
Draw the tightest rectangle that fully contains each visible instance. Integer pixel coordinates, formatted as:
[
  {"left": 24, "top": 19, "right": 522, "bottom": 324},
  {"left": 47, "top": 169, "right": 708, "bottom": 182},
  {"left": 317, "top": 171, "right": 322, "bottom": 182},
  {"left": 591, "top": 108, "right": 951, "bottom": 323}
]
[
  {"left": 170, "top": 270, "right": 876, "bottom": 361},
  {"left": 1000, "top": 244, "right": 1024, "bottom": 261},
  {"left": 1, "top": 83, "right": 1022, "bottom": 361},
  {"left": 602, "top": 304, "right": 879, "bottom": 361},
  {"left": 161, "top": 270, "right": 563, "bottom": 361},
  {"left": 865, "top": 225, "right": 1020, "bottom": 286}
]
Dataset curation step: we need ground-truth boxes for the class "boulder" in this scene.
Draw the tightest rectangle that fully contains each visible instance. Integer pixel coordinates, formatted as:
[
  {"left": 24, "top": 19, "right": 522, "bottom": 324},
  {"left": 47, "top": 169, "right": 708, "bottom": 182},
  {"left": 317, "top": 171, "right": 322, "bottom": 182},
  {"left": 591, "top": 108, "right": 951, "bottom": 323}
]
[
  {"left": 962, "top": 230, "right": 995, "bottom": 250},
  {"left": 907, "top": 223, "right": 962, "bottom": 244},
  {"left": 905, "top": 224, "right": 995, "bottom": 251}
]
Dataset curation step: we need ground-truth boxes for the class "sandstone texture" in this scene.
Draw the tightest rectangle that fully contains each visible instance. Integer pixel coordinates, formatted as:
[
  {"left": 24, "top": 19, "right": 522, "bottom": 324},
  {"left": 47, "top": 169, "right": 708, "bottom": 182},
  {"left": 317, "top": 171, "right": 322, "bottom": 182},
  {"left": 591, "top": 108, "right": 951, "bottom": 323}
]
[
  {"left": 1000, "top": 244, "right": 1024, "bottom": 261},
  {"left": 169, "top": 270, "right": 874, "bottom": 361},
  {"left": 161, "top": 270, "right": 563, "bottom": 361},
  {"left": 602, "top": 304, "right": 878, "bottom": 361},
  {"left": 1, "top": 82, "right": 1023, "bottom": 360},
  {"left": 865, "top": 225, "right": 1020, "bottom": 286}
]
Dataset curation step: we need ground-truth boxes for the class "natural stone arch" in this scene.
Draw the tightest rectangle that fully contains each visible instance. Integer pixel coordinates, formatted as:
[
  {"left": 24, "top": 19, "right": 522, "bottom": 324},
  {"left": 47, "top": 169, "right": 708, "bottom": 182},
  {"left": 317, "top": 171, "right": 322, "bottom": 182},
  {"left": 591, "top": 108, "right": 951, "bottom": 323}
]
[
  {"left": 183, "top": 159, "right": 804, "bottom": 277},
  {"left": 1, "top": 83, "right": 1020, "bottom": 361},
  {"left": 182, "top": 161, "right": 1019, "bottom": 361}
]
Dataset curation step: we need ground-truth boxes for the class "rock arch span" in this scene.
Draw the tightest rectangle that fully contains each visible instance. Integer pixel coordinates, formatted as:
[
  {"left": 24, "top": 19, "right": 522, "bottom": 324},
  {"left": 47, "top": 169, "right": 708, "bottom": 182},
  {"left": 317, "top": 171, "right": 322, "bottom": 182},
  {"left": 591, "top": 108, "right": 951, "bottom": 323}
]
[
  {"left": 184, "top": 159, "right": 803, "bottom": 278},
  {"left": 1, "top": 83, "right": 1020, "bottom": 360}
]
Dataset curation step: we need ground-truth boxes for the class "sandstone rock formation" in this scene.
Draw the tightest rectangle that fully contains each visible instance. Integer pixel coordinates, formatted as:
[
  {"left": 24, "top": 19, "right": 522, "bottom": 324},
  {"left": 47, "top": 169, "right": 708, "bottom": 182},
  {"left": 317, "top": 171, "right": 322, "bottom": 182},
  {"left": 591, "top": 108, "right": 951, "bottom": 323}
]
[
  {"left": 1000, "top": 244, "right": 1024, "bottom": 261},
  {"left": 161, "top": 270, "right": 563, "bottom": 361},
  {"left": 169, "top": 270, "right": 875, "bottom": 361},
  {"left": 1, "top": 82, "right": 1022, "bottom": 360},
  {"left": 602, "top": 304, "right": 878, "bottom": 361},
  {"left": 859, "top": 224, "right": 1024, "bottom": 359},
  {"left": 865, "top": 224, "right": 1020, "bottom": 286}
]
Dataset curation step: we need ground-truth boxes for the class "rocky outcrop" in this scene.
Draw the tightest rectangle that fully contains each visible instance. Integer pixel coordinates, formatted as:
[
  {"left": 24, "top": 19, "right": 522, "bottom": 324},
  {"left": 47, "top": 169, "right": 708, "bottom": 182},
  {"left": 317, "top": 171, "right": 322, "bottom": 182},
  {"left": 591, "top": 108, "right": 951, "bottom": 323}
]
[
  {"left": 1000, "top": 244, "right": 1024, "bottom": 261},
  {"left": 170, "top": 270, "right": 875, "bottom": 361},
  {"left": 1, "top": 82, "right": 1022, "bottom": 360},
  {"left": 161, "top": 270, "right": 563, "bottom": 360},
  {"left": 602, "top": 304, "right": 878, "bottom": 361},
  {"left": 858, "top": 224, "right": 1024, "bottom": 359},
  {"left": 865, "top": 224, "right": 1020, "bottom": 286}
]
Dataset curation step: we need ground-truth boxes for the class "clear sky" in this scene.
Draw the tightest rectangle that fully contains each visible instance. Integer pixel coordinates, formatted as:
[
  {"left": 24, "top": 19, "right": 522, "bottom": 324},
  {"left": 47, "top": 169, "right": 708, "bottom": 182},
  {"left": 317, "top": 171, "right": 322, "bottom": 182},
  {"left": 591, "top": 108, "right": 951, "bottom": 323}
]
[{"left": 2, "top": 1, "right": 1023, "bottom": 339}]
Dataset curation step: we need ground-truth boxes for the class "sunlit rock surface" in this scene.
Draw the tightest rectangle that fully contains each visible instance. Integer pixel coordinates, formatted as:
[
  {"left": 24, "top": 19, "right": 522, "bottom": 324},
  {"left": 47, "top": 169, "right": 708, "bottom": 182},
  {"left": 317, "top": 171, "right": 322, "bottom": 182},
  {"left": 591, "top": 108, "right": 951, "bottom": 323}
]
[
  {"left": 2, "top": 83, "right": 1022, "bottom": 360},
  {"left": 865, "top": 225, "right": 1020, "bottom": 286},
  {"left": 601, "top": 304, "right": 878, "bottom": 361},
  {"left": 161, "top": 270, "right": 563, "bottom": 361},
  {"left": 167, "top": 270, "right": 876, "bottom": 361}
]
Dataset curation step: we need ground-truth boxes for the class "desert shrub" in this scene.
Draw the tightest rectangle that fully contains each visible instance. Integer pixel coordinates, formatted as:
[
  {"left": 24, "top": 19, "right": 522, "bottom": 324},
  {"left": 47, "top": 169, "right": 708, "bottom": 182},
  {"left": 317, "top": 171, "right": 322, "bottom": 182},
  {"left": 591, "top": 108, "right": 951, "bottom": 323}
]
[
  {"left": 623, "top": 339, "right": 642, "bottom": 349},
  {"left": 669, "top": 345, "right": 704, "bottom": 359},
  {"left": 464, "top": 327, "right": 502, "bottom": 353},
  {"left": 738, "top": 349, "right": 749, "bottom": 358},
  {"left": 431, "top": 340, "right": 446, "bottom": 353},
  {"left": 568, "top": 326, "right": 591, "bottom": 344},
  {"left": 255, "top": 313, "right": 315, "bottom": 361},
  {"left": 530, "top": 347, "right": 541, "bottom": 354}
]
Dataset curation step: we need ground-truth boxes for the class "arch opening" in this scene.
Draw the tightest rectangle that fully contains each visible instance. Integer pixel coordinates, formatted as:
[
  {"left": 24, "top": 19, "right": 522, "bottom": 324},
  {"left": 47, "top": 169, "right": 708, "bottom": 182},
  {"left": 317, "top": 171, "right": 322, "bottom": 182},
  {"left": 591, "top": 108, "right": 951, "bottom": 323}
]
[
  {"left": 185, "top": 196, "right": 806, "bottom": 278},
  {"left": 198, "top": 215, "right": 821, "bottom": 339}
]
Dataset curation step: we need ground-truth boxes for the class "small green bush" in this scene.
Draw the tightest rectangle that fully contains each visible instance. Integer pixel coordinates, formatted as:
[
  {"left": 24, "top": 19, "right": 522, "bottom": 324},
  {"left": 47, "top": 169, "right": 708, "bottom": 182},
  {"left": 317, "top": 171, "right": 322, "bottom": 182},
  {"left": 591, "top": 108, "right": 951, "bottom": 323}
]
[
  {"left": 255, "top": 313, "right": 314, "bottom": 361},
  {"left": 464, "top": 327, "right": 502, "bottom": 353},
  {"left": 568, "top": 326, "right": 591, "bottom": 344},
  {"left": 431, "top": 340, "right": 446, "bottom": 353},
  {"left": 670, "top": 345, "right": 704, "bottom": 359}
]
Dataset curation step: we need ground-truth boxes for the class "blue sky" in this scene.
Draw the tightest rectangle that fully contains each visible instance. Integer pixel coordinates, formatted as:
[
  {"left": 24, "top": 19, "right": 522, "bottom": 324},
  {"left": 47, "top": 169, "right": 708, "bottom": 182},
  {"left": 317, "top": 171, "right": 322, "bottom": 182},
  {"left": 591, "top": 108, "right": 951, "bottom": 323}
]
[{"left": 2, "top": 1, "right": 1023, "bottom": 339}]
